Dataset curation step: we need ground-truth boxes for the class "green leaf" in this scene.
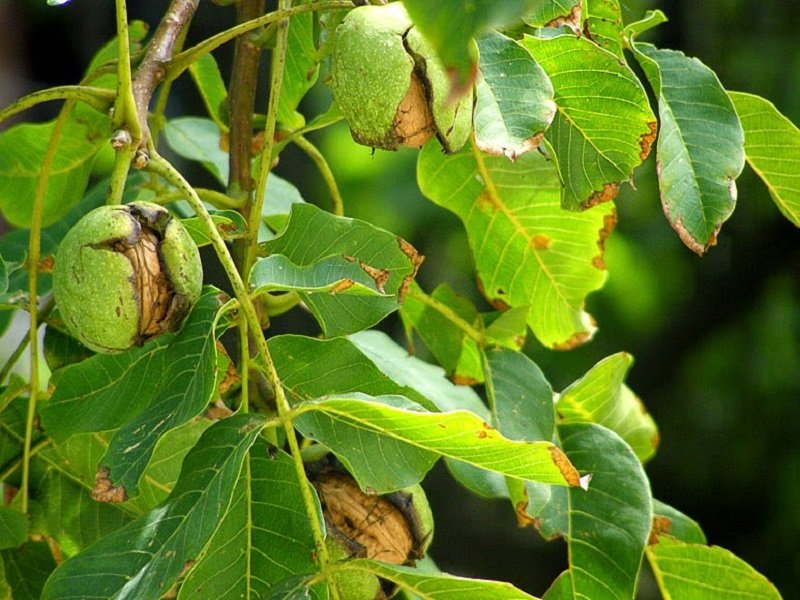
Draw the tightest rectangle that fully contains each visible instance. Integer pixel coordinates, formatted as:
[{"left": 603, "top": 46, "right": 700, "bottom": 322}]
[
  {"left": 582, "top": 0, "right": 624, "bottom": 57},
  {"left": 521, "top": 34, "right": 656, "bottom": 210},
  {"left": 557, "top": 353, "right": 659, "bottom": 463},
  {"left": 484, "top": 347, "right": 554, "bottom": 443},
  {"left": 0, "top": 508, "right": 27, "bottom": 550},
  {"left": 542, "top": 570, "right": 571, "bottom": 600},
  {"left": 344, "top": 559, "right": 541, "bottom": 598},
  {"left": 474, "top": 30, "right": 555, "bottom": 160},
  {"left": 399, "top": 282, "right": 484, "bottom": 383},
  {"left": 164, "top": 117, "right": 228, "bottom": 185},
  {"left": 262, "top": 204, "right": 421, "bottom": 336},
  {"left": 0, "top": 103, "right": 109, "bottom": 228},
  {"left": 402, "top": 0, "right": 537, "bottom": 87},
  {"left": 646, "top": 537, "right": 781, "bottom": 600},
  {"left": 278, "top": 3, "right": 319, "bottom": 129},
  {"left": 632, "top": 43, "right": 745, "bottom": 254},
  {"left": 182, "top": 210, "right": 247, "bottom": 247},
  {"left": 729, "top": 91, "right": 800, "bottom": 226},
  {"left": 521, "top": 0, "right": 581, "bottom": 31},
  {"left": 417, "top": 141, "right": 614, "bottom": 349},
  {"left": 0, "top": 254, "right": 7, "bottom": 296},
  {"left": 652, "top": 499, "right": 706, "bottom": 545},
  {"left": 252, "top": 255, "right": 389, "bottom": 297},
  {"left": 1, "top": 541, "right": 57, "bottom": 600},
  {"left": 261, "top": 174, "right": 306, "bottom": 234},
  {"left": 179, "top": 444, "right": 321, "bottom": 599},
  {"left": 189, "top": 53, "right": 228, "bottom": 130},
  {"left": 295, "top": 394, "right": 579, "bottom": 493},
  {"left": 41, "top": 414, "right": 266, "bottom": 600},
  {"left": 40, "top": 287, "right": 225, "bottom": 498}
]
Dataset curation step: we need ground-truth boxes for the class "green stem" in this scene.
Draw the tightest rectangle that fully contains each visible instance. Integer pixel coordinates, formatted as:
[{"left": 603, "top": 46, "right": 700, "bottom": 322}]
[
  {"left": 146, "top": 150, "right": 331, "bottom": 580},
  {"left": 112, "top": 0, "right": 141, "bottom": 139},
  {"left": 406, "top": 286, "right": 484, "bottom": 345},
  {"left": 293, "top": 135, "right": 344, "bottom": 216},
  {"left": 168, "top": 1, "right": 354, "bottom": 79},
  {"left": 0, "top": 86, "right": 115, "bottom": 126},
  {"left": 0, "top": 298, "right": 54, "bottom": 387},
  {"left": 155, "top": 188, "right": 245, "bottom": 210},
  {"left": 22, "top": 95, "right": 73, "bottom": 514},
  {"left": 107, "top": 144, "right": 136, "bottom": 206}
]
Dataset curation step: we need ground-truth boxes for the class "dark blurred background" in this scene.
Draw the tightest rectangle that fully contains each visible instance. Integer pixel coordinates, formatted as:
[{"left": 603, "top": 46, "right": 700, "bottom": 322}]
[{"left": 1, "top": 1, "right": 797, "bottom": 597}]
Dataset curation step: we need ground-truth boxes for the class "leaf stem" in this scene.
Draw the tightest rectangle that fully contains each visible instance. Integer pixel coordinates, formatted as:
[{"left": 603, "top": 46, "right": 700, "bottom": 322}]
[
  {"left": 168, "top": 1, "right": 354, "bottom": 79},
  {"left": 0, "top": 86, "right": 115, "bottom": 126},
  {"left": 293, "top": 135, "right": 344, "bottom": 216}
]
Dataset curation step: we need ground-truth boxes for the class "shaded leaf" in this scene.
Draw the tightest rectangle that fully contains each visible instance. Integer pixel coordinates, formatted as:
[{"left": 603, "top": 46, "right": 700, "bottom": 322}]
[
  {"left": 521, "top": 34, "right": 656, "bottom": 210},
  {"left": 262, "top": 204, "right": 421, "bottom": 336},
  {"left": 521, "top": 0, "right": 581, "bottom": 31},
  {"left": 729, "top": 91, "right": 800, "bottom": 226},
  {"left": 40, "top": 287, "right": 224, "bottom": 497},
  {"left": 557, "top": 353, "right": 659, "bottom": 463},
  {"left": 0, "top": 508, "right": 27, "bottom": 550},
  {"left": 41, "top": 414, "right": 266, "bottom": 600},
  {"left": 0, "top": 254, "right": 7, "bottom": 296},
  {"left": 164, "top": 117, "right": 228, "bottom": 185},
  {"left": 0, "top": 541, "right": 57, "bottom": 600},
  {"left": 182, "top": 210, "right": 247, "bottom": 247},
  {"left": 295, "top": 394, "right": 579, "bottom": 493},
  {"left": 252, "top": 254, "right": 389, "bottom": 297},
  {"left": 646, "top": 537, "right": 781, "bottom": 600},
  {"left": 558, "top": 423, "right": 651, "bottom": 600},
  {"left": 342, "top": 559, "right": 540, "bottom": 599},
  {"left": 0, "top": 102, "right": 108, "bottom": 228},
  {"left": 474, "top": 30, "right": 556, "bottom": 160},
  {"left": 417, "top": 140, "right": 613, "bottom": 349},
  {"left": 582, "top": 0, "right": 624, "bottom": 57},
  {"left": 261, "top": 175, "right": 306, "bottom": 235},
  {"left": 179, "top": 445, "right": 321, "bottom": 599},
  {"left": 402, "top": 0, "right": 537, "bottom": 88},
  {"left": 651, "top": 499, "right": 706, "bottom": 545},
  {"left": 542, "top": 570, "right": 571, "bottom": 600},
  {"left": 189, "top": 53, "right": 228, "bottom": 129},
  {"left": 632, "top": 43, "right": 745, "bottom": 254}
]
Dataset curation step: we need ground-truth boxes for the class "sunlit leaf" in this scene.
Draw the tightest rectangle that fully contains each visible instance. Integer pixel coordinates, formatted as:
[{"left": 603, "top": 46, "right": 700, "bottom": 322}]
[
  {"left": 40, "top": 287, "right": 225, "bottom": 497},
  {"left": 341, "top": 559, "right": 540, "bottom": 599},
  {"left": 262, "top": 204, "right": 421, "bottom": 336},
  {"left": 632, "top": 43, "right": 745, "bottom": 254},
  {"left": 474, "top": 30, "right": 555, "bottom": 160},
  {"left": 582, "top": 0, "right": 624, "bottom": 57},
  {"left": 41, "top": 414, "right": 266, "bottom": 600},
  {"left": 521, "top": 34, "right": 656, "bottom": 210},
  {"left": 417, "top": 140, "right": 613, "bottom": 349},
  {"left": 557, "top": 353, "right": 659, "bottom": 463},
  {"left": 278, "top": 2, "right": 319, "bottom": 129},
  {"left": 179, "top": 444, "right": 321, "bottom": 599},
  {"left": 189, "top": 53, "right": 228, "bottom": 130},
  {"left": 294, "top": 394, "right": 579, "bottom": 493},
  {"left": 252, "top": 254, "right": 388, "bottom": 297},
  {"left": 164, "top": 117, "right": 228, "bottom": 185},
  {"left": 729, "top": 91, "right": 800, "bottom": 226},
  {"left": 646, "top": 537, "right": 781, "bottom": 600}
]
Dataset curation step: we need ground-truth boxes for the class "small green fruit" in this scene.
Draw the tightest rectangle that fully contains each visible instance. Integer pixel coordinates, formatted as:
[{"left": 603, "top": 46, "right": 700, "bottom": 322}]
[
  {"left": 331, "top": 2, "right": 473, "bottom": 152},
  {"left": 53, "top": 201, "right": 202, "bottom": 354}
]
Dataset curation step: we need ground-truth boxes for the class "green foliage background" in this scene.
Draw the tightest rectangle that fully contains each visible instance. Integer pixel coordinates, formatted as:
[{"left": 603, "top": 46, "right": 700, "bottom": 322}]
[{"left": 0, "top": 0, "right": 796, "bottom": 596}]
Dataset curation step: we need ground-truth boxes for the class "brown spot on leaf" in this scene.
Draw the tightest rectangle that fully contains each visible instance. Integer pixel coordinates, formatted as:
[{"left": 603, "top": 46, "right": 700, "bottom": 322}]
[
  {"left": 648, "top": 515, "right": 673, "bottom": 545},
  {"left": 583, "top": 182, "right": 620, "bottom": 209},
  {"left": 548, "top": 446, "right": 581, "bottom": 486},
  {"left": 515, "top": 500, "right": 540, "bottom": 529},
  {"left": 545, "top": 4, "right": 583, "bottom": 36},
  {"left": 452, "top": 374, "right": 479, "bottom": 386},
  {"left": 215, "top": 342, "right": 240, "bottom": 398},
  {"left": 358, "top": 264, "right": 389, "bottom": 294},
  {"left": 640, "top": 121, "right": 658, "bottom": 161},
  {"left": 477, "top": 190, "right": 498, "bottom": 213},
  {"left": 552, "top": 329, "right": 593, "bottom": 351},
  {"left": 446, "top": 64, "right": 478, "bottom": 106},
  {"left": 331, "top": 278, "right": 356, "bottom": 294},
  {"left": 39, "top": 255, "right": 55, "bottom": 273},
  {"left": 476, "top": 132, "right": 545, "bottom": 162},
  {"left": 593, "top": 209, "right": 618, "bottom": 270},
  {"left": 205, "top": 400, "right": 234, "bottom": 420},
  {"left": 671, "top": 216, "right": 707, "bottom": 256},
  {"left": 397, "top": 238, "right": 424, "bottom": 302},
  {"left": 92, "top": 466, "right": 128, "bottom": 503},
  {"left": 477, "top": 430, "right": 487, "bottom": 439},
  {"left": 532, "top": 234, "right": 551, "bottom": 250},
  {"left": 395, "top": 72, "right": 436, "bottom": 149}
]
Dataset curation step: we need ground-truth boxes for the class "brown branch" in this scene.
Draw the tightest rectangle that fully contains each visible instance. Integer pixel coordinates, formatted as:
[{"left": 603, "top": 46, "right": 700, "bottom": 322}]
[{"left": 130, "top": 0, "right": 200, "bottom": 158}]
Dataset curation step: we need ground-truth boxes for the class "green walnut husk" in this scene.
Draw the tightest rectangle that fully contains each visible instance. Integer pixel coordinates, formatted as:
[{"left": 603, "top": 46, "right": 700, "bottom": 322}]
[
  {"left": 53, "top": 201, "right": 202, "bottom": 354},
  {"left": 331, "top": 2, "right": 473, "bottom": 152},
  {"left": 307, "top": 457, "right": 434, "bottom": 599}
]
